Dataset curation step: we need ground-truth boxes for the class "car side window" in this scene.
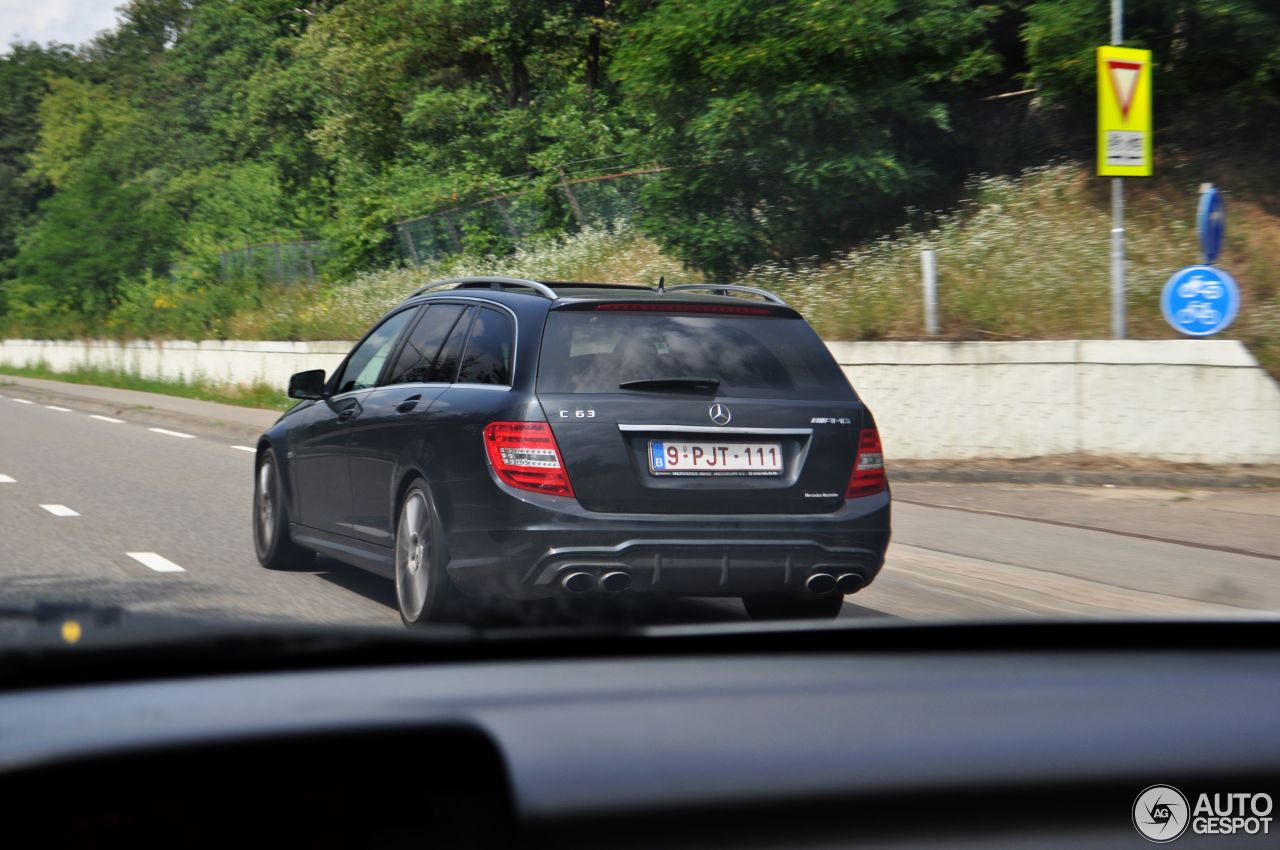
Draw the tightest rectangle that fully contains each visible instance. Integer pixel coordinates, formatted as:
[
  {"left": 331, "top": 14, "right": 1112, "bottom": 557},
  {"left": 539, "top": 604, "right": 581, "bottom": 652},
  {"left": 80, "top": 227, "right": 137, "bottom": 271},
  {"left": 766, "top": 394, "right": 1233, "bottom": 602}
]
[
  {"left": 333, "top": 308, "right": 417, "bottom": 395},
  {"left": 384, "top": 304, "right": 467, "bottom": 386},
  {"left": 457, "top": 307, "right": 514, "bottom": 386},
  {"left": 428, "top": 306, "right": 475, "bottom": 384}
]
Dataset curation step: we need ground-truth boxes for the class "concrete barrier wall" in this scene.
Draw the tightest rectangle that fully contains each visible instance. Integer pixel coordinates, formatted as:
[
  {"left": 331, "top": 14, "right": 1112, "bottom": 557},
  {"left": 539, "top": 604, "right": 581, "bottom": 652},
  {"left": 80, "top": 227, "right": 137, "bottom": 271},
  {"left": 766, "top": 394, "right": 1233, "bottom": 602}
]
[
  {"left": 0, "top": 339, "right": 352, "bottom": 393},
  {"left": 828, "top": 340, "right": 1280, "bottom": 463},
  {"left": 3, "top": 338, "right": 1278, "bottom": 463}
]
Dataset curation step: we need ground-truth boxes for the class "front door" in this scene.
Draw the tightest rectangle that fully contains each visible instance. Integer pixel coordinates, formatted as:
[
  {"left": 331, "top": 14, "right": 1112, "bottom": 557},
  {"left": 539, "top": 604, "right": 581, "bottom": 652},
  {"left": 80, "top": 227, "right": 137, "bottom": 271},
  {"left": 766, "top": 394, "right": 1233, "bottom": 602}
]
[
  {"left": 291, "top": 306, "right": 418, "bottom": 536},
  {"left": 289, "top": 395, "right": 362, "bottom": 534}
]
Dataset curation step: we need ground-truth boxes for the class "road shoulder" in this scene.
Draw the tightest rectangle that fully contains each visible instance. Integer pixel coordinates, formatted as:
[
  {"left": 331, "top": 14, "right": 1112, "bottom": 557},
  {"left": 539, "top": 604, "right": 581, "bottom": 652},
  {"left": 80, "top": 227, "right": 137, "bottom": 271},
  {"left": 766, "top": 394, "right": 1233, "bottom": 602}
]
[{"left": 0, "top": 375, "right": 278, "bottom": 443}]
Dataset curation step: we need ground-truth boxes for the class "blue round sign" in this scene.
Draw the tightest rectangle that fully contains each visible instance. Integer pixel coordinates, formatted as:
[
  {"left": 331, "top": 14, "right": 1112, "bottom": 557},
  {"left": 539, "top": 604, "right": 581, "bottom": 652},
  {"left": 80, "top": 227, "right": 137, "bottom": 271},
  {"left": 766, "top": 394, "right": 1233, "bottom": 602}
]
[
  {"left": 1197, "top": 187, "right": 1225, "bottom": 263},
  {"left": 1161, "top": 265, "right": 1239, "bottom": 336}
]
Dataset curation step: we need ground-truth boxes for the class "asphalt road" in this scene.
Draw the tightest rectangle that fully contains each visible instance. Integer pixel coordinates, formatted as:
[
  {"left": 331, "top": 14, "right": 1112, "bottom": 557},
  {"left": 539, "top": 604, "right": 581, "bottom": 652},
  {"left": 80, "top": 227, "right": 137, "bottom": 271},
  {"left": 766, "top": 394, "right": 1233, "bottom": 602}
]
[{"left": 1, "top": 382, "right": 1277, "bottom": 631}]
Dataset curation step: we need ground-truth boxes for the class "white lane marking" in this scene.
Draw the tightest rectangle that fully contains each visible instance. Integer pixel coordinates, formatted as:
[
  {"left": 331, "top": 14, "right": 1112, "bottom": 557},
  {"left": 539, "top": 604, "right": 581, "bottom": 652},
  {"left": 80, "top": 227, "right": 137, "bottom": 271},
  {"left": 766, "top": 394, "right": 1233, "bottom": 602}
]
[
  {"left": 89, "top": 414, "right": 125, "bottom": 423},
  {"left": 127, "top": 552, "right": 185, "bottom": 573},
  {"left": 148, "top": 427, "right": 196, "bottom": 439},
  {"left": 45, "top": 405, "right": 72, "bottom": 412},
  {"left": 12, "top": 398, "right": 34, "bottom": 404},
  {"left": 230, "top": 445, "right": 256, "bottom": 453},
  {"left": 0, "top": 474, "right": 15, "bottom": 483},
  {"left": 40, "top": 504, "right": 80, "bottom": 517}
]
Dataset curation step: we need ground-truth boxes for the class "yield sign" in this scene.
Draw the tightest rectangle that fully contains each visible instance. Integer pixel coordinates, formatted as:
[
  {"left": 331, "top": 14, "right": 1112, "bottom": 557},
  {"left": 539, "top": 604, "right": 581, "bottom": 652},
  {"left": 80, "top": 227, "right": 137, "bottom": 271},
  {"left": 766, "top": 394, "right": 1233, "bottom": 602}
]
[
  {"left": 1107, "top": 60, "right": 1143, "bottom": 122},
  {"left": 1096, "top": 45, "right": 1152, "bottom": 176}
]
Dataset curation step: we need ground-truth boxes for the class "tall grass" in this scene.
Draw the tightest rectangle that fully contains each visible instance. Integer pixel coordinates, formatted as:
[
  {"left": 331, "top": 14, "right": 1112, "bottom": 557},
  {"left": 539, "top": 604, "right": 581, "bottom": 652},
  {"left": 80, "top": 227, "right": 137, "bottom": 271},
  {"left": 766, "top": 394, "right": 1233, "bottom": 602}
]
[
  {"left": 227, "top": 225, "right": 693, "bottom": 340},
  {"left": 744, "top": 165, "right": 1243, "bottom": 338},
  {"left": 11, "top": 162, "right": 1278, "bottom": 375},
  {"left": 737, "top": 164, "right": 1279, "bottom": 374},
  {"left": 0, "top": 362, "right": 293, "bottom": 410}
]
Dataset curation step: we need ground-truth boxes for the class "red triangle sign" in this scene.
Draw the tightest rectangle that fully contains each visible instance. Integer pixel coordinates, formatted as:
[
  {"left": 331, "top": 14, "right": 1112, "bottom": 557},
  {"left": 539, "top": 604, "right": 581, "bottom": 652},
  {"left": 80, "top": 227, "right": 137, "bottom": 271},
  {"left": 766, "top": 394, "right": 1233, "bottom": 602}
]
[{"left": 1107, "top": 60, "right": 1143, "bottom": 122}]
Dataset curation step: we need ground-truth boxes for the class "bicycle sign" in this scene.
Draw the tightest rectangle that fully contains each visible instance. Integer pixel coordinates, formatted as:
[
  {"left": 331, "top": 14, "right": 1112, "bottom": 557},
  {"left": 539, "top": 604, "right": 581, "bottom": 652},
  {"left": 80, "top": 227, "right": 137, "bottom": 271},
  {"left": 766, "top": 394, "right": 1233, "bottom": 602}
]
[{"left": 1161, "top": 265, "right": 1239, "bottom": 336}]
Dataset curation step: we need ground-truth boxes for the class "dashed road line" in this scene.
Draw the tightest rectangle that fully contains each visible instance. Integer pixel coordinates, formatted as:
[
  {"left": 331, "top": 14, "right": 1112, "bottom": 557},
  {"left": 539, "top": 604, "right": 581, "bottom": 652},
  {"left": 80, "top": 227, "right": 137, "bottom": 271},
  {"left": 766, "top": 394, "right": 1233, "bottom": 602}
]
[
  {"left": 45, "top": 405, "right": 72, "bottom": 412},
  {"left": 11, "top": 398, "right": 33, "bottom": 404},
  {"left": 230, "top": 445, "right": 256, "bottom": 453},
  {"left": 127, "top": 552, "right": 185, "bottom": 573},
  {"left": 0, "top": 474, "right": 14, "bottom": 483},
  {"left": 40, "top": 504, "right": 80, "bottom": 517},
  {"left": 148, "top": 427, "right": 196, "bottom": 439},
  {"left": 89, "top": 414, "right": 125, "bottom": 423}
]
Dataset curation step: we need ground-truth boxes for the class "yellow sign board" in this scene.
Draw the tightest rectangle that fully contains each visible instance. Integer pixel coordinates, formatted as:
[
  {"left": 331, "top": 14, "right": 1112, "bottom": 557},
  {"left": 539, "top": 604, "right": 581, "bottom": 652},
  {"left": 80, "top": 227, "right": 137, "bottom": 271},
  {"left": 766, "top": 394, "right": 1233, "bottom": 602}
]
[{"left": 1097, "top": 46, "right": 1153, "bottom": 176}]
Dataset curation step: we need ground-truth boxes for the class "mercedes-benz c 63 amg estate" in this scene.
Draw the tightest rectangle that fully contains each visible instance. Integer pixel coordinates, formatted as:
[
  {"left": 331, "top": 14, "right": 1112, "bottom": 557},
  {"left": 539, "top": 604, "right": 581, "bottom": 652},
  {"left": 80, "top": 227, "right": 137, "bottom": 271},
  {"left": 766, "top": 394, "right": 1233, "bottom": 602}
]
[{"left": 253, "top": 277, "right": 890, "bottom": 624}]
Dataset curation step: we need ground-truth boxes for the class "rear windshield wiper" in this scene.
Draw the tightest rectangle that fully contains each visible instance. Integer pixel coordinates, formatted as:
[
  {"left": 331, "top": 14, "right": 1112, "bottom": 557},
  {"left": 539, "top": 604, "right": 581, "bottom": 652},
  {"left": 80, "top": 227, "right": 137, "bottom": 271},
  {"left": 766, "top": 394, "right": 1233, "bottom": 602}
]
[{"left": 619, "top": 377, "right": 721, "bottom": 392}]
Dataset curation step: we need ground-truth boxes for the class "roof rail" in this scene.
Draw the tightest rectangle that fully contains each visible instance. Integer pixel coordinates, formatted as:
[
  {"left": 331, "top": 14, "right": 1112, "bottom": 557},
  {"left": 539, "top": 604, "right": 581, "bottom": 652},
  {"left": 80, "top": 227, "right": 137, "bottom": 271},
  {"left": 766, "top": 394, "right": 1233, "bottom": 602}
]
[
  {"left": 664, "top": 283, "right": 788, "bottom": 306},
  {"left": 406, "top": 276, "right": 558, "bottom": 301}
]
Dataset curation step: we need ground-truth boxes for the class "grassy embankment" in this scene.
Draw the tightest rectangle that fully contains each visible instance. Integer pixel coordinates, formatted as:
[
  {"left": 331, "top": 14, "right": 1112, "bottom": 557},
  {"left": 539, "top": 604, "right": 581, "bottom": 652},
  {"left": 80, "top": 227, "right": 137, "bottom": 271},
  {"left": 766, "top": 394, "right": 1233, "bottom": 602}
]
[
  {"left": 3, "top": 162, "right": 1277, "bottom": 410},
  {"left": 229, "top": 162, "right": 1280, "bottom": 373},
  {"left": 0, "top": 363, "right": 291, "bottom": 410}
]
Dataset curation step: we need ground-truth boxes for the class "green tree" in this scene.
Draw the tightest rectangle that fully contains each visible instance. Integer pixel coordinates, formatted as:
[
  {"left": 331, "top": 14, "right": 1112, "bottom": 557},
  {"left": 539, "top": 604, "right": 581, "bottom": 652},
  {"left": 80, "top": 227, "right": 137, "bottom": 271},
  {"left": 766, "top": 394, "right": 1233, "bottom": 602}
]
[
  {"left": 305, "top": 0, "right": 639, "bottom": 270},
  {"left": 10, "top": 167, "right": 178, "bottom": 322},
  {"left": 613, "top": 0, "right": 1002, "bottom": 276},
  {"left": 1025, "top": 0, "right": 1280, "bottom": 133},
  {"left": 0, "top": 42, "right": 76, "bottom": 284}
]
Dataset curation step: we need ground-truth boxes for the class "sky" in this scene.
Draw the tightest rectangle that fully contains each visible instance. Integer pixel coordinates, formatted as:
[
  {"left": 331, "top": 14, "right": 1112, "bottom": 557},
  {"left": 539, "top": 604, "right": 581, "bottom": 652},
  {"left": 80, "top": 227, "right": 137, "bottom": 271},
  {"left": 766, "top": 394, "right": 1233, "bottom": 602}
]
[{"left": 2, "top": 0, "right": 122, "bottom": 49}]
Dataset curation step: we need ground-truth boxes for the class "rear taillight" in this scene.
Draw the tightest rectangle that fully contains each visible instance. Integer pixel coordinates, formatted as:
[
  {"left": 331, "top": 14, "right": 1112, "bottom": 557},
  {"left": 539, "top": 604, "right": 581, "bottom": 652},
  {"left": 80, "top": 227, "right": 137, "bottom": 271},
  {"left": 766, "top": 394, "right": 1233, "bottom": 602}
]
[
  {"left": 483, "top": 421, "right": 575, "bottom": 498},
  {"left": 846, "top": 428, "right": 886, "bottom": 499}
]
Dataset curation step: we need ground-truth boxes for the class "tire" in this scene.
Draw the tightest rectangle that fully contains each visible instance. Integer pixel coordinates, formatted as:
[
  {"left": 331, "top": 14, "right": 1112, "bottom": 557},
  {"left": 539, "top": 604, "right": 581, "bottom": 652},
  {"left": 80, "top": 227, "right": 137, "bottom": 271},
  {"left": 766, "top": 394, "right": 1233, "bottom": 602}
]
[
  {"left": 253, "top": 450, "right": 315, "bottom": 570},
  {"left": 395, "top": 482, "right": 463, "bottom": 626},
  {"left": 742, "top": 593, "right": 845, "bottom": 621}
]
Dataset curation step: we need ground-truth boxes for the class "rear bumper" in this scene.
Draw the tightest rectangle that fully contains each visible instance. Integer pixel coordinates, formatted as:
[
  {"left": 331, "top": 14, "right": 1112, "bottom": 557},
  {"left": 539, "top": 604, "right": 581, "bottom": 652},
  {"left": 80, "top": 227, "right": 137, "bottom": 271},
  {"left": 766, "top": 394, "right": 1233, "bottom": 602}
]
[{"left": 443, "top": 483, "right": 890, "bottom": 599}]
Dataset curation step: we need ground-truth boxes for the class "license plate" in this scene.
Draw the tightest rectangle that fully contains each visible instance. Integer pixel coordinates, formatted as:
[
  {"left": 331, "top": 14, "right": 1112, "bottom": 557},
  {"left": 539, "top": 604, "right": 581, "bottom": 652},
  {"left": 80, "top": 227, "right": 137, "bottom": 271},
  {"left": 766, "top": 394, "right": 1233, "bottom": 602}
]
[{"left": 648, "top": 441, "right": 783, "bottom": 476}]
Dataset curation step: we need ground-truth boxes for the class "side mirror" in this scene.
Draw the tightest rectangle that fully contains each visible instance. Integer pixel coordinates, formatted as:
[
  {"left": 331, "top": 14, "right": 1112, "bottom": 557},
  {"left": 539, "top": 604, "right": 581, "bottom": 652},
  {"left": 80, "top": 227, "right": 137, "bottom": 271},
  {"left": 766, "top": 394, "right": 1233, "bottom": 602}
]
[{"left": 288, "top": 369, "right": 328, "bottom": 400}]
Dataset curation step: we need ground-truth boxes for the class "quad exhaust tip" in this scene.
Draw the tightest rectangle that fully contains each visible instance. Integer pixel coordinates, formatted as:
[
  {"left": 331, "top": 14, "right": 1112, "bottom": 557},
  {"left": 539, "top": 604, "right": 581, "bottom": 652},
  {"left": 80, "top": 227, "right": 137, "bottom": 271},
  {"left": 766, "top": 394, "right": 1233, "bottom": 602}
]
[
  {"left": 599, "top": 571, "right": 633, "bottom": 593},
  {"left": 836, "top": 572, "right": 865, "bottom": 594},
  {"left": 561, "top": 572, "right": 597, "bottom": 594}
]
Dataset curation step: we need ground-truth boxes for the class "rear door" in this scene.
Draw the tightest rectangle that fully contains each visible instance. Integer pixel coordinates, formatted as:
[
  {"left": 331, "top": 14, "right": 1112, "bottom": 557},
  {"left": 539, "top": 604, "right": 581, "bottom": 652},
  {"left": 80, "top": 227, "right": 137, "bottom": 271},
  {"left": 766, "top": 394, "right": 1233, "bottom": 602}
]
[
  {"left": 536, "top": 302, "right": 864, "bottom": 514},
  {"left": 345, "top": 302, "right": 469, "bottom": 545}
]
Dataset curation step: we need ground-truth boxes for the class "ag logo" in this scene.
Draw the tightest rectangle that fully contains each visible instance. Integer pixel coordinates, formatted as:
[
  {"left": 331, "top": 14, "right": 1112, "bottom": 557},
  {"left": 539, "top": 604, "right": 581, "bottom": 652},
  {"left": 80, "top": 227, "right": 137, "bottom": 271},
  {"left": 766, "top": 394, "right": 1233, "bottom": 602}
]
[
  {"left": 1134, "top": 785, "right": 1190, "bottom": 842},
  {"left": 708, "top": 403, "right": 731, "bottom": 426}
]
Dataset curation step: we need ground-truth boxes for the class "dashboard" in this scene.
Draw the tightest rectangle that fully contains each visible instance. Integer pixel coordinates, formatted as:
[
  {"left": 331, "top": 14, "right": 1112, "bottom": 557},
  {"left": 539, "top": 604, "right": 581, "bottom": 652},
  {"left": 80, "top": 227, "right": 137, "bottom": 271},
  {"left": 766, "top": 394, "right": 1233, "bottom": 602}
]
[{"left": 2, "top": 620, "right": 1278, "bottom": 848}]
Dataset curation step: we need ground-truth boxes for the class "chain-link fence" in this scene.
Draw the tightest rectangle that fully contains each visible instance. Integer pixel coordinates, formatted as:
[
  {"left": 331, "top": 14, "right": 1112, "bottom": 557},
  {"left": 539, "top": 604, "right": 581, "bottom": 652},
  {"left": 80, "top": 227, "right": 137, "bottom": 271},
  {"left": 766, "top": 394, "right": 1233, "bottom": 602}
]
[
  {"left": 393, "top": 165, "right": 664, "bottom": 266},
  {"left": 212, "top": 163, "right": 666, "bottom": 280},
  {"left": 218, "top": 240, "right": 326, "bottom": 285}
]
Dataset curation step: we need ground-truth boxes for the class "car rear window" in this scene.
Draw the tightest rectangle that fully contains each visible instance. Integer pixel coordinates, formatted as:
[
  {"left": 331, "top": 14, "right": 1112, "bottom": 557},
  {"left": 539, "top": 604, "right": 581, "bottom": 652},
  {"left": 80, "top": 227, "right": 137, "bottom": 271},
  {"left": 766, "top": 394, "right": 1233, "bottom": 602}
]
[{"left": 537, "top": 309, "right": 852, "bottom": 399}]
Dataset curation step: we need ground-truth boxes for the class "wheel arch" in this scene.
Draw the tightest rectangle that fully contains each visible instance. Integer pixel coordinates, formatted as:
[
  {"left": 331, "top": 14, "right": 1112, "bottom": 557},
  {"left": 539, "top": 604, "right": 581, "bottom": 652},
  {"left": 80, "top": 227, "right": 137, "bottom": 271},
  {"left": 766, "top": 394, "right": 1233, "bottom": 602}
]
[
  {"left": 256, "top": 437, "right": 301, "bottom": 520},
  {"left": 390, "top": 467, "right": 452, "bottom": 570}
]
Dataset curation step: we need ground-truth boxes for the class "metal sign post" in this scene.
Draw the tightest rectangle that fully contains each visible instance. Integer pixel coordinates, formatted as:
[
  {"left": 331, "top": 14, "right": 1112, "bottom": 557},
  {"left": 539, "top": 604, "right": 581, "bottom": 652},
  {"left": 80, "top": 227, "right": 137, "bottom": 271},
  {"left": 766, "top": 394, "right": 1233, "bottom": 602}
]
[
  {"left": 1098, "top": 0, "right": 1153, "bottom": 339},
  {"left": 1111, "top": 0, "right": 1124, "bottom": 340},
  {"left": 1112, "top": 173, "right": 1125, "bottom": 339},
  {"left": 921, "top": 250, "right": 938, "bottom": 337}
]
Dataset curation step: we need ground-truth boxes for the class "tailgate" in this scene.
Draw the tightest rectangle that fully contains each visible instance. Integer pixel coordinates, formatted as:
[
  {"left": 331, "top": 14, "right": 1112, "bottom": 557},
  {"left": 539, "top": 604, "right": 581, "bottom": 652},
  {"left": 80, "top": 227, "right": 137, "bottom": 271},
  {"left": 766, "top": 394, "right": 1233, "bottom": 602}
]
[{"left": 541, "top": 394, "right": 862, "bottom": 514}]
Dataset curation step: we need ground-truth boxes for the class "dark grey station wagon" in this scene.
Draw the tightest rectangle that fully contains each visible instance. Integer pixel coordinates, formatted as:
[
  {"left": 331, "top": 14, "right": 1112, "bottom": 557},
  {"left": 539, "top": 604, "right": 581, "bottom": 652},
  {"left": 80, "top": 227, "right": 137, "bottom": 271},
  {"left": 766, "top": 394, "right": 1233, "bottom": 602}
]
[{"left": 253, "top": 278, "right": 890, "bottom": 624}]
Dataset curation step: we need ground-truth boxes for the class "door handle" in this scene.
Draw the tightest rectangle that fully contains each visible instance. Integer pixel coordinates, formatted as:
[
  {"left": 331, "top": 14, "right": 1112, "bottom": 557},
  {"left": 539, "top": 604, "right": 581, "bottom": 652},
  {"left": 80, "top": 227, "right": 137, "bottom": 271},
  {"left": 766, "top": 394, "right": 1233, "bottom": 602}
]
[
  {"left": 395, "top": 394, "right": 422, "bottom": 414},
  {"left": 337, "top": 406, "right": 358, "bottom": 422}
]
